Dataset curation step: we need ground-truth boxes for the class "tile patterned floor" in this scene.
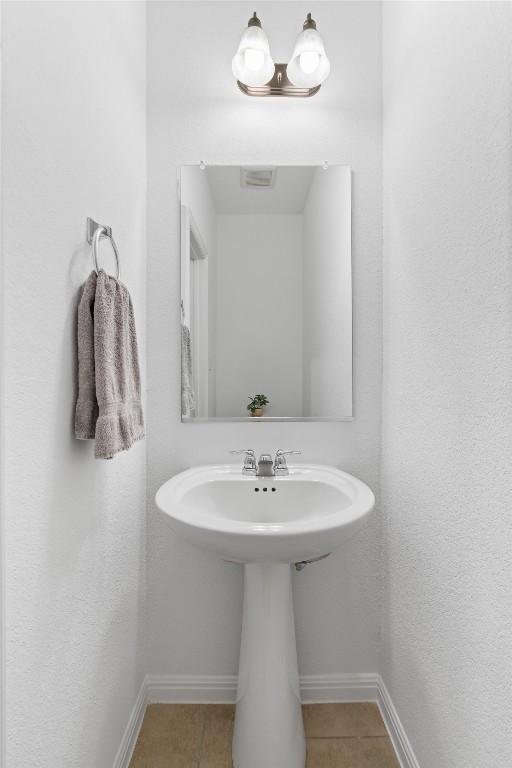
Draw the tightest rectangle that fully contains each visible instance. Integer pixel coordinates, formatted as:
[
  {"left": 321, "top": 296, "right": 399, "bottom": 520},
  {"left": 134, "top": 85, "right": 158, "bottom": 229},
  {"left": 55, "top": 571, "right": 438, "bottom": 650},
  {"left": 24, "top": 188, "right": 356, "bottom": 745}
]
[{"left": 129, "top": 702, "right": 400, "bottom": 767}]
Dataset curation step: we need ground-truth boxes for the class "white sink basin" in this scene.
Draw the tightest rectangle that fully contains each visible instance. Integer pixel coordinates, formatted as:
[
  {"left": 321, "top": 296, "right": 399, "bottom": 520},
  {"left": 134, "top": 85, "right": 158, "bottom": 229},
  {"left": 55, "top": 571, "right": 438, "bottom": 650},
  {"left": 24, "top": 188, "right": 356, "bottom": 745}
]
[
  {"left": 155, "top": 463, "right": 375, "bottom": 768},
  {"left": 155, "top": 464, "right": 374, "bottom": 564}
]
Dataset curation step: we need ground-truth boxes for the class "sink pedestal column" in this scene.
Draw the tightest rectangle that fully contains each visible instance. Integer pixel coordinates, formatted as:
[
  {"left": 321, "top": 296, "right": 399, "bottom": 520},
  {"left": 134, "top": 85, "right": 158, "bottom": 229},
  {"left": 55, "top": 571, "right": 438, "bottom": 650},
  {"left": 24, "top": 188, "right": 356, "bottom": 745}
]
[{"left": 233, "top": 563, "right": 305, "bottom": 768}]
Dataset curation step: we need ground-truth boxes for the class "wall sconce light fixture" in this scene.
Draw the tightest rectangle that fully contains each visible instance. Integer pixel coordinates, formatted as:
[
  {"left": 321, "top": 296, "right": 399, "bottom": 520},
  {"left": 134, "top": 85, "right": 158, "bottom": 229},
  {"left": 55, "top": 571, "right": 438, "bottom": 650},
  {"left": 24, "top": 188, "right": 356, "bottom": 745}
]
[{"left": 233, "top": 12, "right": 330, "bottom": 98}]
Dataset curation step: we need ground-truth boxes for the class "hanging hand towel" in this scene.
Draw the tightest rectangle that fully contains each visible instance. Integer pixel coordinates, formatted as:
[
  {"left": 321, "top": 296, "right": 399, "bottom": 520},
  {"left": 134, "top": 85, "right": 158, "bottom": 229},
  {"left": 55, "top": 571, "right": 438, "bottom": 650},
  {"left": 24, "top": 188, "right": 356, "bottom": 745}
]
[
  {"left": 75, "top": 271, "right": 99, "bottom": 439},
  {"left": 181, "top": 322, "right": 196, "bottom": 418},
  {"left": 75, "top": 270, "right": 144, "bottom": 459}
]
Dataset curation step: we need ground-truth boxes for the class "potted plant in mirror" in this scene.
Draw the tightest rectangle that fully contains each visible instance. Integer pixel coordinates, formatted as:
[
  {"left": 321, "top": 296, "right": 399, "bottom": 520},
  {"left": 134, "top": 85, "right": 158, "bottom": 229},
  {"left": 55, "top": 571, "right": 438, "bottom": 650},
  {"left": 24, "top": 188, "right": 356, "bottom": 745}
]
[{"left": 247, "top": 394, "right": 269, "bottom": 418}]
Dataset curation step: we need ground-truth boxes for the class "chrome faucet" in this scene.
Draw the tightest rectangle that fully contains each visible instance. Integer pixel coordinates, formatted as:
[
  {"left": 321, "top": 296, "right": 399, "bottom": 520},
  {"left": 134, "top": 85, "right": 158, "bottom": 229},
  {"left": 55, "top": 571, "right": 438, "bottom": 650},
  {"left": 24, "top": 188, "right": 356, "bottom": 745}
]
[
  {"left": 256, "top": 454, "right": 274, "bottom": 477},
  {"left": 231, "top": 449, "right": 302, "bottom": 477},
  {"left": 273, "top": 449, "right": 302, "bottom": 476}
]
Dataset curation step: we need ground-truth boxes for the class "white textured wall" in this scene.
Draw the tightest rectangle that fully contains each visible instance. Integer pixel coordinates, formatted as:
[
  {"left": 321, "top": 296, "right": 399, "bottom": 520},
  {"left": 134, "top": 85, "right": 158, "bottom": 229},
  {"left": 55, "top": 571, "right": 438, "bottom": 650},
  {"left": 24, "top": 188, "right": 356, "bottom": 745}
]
[
  {"left": 147, "top": 1, "right": 382, "bottom": 677},
  {"left": 2, "top": 3, "right": 147, "bottom": 767},
  {"left": 216, "top": 214, "right": 303, "bottom": 417},
  {"left": 382, "top": 3, "right": 512, "bottom": 767},
  {"left": 303, "top": 166, "right": 352, "bottom": 417}
]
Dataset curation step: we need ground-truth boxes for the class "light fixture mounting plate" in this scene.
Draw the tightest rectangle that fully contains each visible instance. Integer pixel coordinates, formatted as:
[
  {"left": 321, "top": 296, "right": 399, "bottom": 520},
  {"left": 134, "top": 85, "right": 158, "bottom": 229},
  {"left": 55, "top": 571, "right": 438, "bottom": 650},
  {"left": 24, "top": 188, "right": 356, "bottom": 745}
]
[{"left": 237, "top": 63, "right": 321, "bottom": 98}]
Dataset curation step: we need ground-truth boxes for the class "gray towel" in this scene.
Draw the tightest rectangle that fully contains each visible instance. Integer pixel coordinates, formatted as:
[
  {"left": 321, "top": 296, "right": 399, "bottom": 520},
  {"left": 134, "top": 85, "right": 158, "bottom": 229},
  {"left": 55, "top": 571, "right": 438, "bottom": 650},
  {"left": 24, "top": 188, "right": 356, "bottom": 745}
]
[
  {"left": 75, "top": 271, "right": 98, "bottom": 438},
  {"left": 181, "top": 323, "right": 196, "bottom": 418},
  {"left": 75, "top": 270, "right": 144, "bottom": 459}
]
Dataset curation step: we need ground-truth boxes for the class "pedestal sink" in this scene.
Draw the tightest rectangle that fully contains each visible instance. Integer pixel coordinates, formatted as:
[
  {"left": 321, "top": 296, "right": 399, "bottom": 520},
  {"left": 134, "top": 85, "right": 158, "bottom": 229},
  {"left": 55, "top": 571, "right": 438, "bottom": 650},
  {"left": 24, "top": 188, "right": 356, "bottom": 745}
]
[{"left": 156, "top": 464, "right": 375, "bottom": 768}]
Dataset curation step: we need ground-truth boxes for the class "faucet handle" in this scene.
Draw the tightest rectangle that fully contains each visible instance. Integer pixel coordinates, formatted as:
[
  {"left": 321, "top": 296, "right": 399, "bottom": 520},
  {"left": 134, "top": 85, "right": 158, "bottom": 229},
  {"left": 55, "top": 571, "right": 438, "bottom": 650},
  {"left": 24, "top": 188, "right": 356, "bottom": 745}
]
[
  {"left": 230, "top": 449, "right": 257, "bottom": 474},
  {"left": 274, "top": 450, "right": 301, "bottom": 474}
]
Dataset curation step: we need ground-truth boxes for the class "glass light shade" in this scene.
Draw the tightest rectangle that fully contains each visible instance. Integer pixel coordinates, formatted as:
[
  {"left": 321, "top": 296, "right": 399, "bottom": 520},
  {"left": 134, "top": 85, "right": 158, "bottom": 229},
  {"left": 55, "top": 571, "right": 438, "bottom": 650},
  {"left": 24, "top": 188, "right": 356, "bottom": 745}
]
[
  {"left": 286, "top": 27, "right": 330, "bottom": 88},
  {"left": 232, "top": 24, "right": 275, "bottom": 87}
]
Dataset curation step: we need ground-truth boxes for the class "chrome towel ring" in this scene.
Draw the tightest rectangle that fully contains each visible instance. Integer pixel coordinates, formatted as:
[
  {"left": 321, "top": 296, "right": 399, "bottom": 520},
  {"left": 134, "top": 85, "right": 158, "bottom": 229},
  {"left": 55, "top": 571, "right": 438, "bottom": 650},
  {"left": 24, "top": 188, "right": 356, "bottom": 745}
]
[{"left": 86, "top": 217, "right": 121, "bottom": 281}]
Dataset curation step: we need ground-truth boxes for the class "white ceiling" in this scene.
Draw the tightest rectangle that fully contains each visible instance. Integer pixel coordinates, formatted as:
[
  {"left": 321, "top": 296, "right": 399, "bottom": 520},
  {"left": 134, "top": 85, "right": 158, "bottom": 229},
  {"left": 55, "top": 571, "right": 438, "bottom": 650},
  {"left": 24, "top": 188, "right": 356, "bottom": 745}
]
[{"left": 205, "top": 165, "right": 316, "bottom": 214}]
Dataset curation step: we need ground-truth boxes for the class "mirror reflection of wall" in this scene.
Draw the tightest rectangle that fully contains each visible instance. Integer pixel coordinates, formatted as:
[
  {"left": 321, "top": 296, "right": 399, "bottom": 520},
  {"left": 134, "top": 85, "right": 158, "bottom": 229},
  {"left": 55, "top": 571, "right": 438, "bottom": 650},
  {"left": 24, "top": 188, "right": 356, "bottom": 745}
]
[{"left": 180, "top": 164, "right": 352, "bottom": 421}]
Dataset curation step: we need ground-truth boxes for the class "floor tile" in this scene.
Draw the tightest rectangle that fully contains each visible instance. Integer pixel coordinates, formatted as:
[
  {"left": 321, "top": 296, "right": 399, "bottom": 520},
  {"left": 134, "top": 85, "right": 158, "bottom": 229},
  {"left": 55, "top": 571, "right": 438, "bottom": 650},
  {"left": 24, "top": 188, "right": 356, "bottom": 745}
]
[
  {"left": 129, "top": 704, "right": 204, "bottom": 768},
  {"left": 199, "top": 705, "right": 235, "bottom": 768},
  {"left": 129, "top": 703, "right": 400, "bottom": 768},
  {"left": 303, "top": 703, "right": 387, "bottom": 738},
  {"left": 306, "top": 737, "right": 400, "bottom": 768}
]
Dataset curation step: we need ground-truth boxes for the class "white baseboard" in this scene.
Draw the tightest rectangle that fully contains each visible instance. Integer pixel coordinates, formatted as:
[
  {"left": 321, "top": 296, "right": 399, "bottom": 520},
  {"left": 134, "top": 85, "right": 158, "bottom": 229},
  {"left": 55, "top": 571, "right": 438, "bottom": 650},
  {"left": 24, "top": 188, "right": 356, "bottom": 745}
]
[
  {"left": 146, "top": 674, "right": 238, "bottom": 703},
  {"left": 300, "top": 673, "right": 380, "bottom": 703},
  {"left": 377, "top": 678, "right": 420, "bottom": 768},
  {"left": 112, "top": 678, "right": 147, "bottom": 768},
  {"left": 145, "top": 672, "right": 381, "bottom": 705},
  {"left": 115, "top": 673, "right": 420, "bottom": 768}
]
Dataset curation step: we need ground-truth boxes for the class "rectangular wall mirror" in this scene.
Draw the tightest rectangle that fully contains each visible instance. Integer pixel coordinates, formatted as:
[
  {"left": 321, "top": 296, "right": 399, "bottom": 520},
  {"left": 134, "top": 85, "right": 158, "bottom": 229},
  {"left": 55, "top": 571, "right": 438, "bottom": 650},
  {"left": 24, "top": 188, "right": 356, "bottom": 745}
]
[{"left": 180, "top": 164, "right": 352, "bottom": 421}]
